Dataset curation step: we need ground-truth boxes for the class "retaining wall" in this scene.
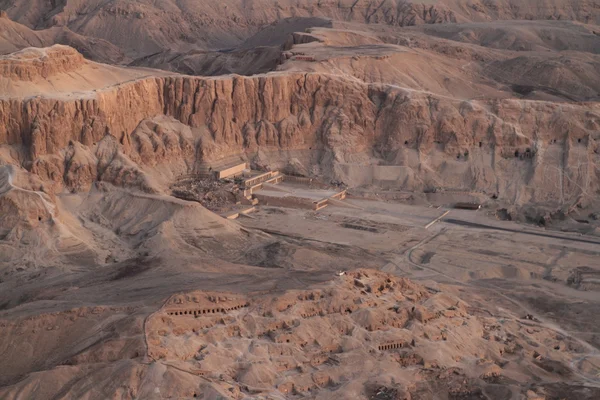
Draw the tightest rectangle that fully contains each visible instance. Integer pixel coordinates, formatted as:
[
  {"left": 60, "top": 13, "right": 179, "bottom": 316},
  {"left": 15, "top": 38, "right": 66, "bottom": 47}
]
[
  {"left": 216, "top": 163, "right": 248, "bottom": 179},
  {"left": 244, "top": 171, "right": 279, "bottom": 188},
  {"left": 255, "top": 194, "right": 315, "bottom": 209}
]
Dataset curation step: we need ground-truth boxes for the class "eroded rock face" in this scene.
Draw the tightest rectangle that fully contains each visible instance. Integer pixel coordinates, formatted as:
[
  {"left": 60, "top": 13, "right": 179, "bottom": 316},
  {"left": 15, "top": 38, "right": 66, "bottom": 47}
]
[
  {"left": 141, "top": 269, "right": 589, "bottom": 399},
  {"left": 0, "top": 45, "right": 85, "bottom": 81},
  {"left": 1, "top": 67, "right": 599, "bottom": 207},
  {"left": 4, "top": 0, "right": 599, "bottom": 60}
]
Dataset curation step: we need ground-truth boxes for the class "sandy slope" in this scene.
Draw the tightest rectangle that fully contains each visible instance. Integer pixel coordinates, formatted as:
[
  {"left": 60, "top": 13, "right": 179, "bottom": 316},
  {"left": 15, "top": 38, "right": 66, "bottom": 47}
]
[
  {"left": 130, "top": 17, "right": 333, "bottom": 76},
  {"left": 0, "top": 12, "right": 126, "bottom": 63},
  {"left": 2, "top": 0, "right": 599, "bottom": 58},
  {"left": 0, "top": 45, "right": 165, "bottom": 98},
  {"left": 408, "top": 20, "right": 600, "bottom": 53}
]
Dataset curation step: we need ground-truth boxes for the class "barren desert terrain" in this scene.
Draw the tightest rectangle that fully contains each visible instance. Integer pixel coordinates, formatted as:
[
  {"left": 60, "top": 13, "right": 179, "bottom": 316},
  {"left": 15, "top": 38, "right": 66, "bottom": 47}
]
[{"left": 1, "top": 1, "right": 600, "bottom": 399}]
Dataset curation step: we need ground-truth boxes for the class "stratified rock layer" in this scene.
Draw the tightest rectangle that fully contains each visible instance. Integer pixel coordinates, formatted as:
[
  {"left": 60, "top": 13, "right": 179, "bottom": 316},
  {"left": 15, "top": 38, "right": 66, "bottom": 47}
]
[{"left": 1, "top": 58, "right": 598, "bottom": 206}]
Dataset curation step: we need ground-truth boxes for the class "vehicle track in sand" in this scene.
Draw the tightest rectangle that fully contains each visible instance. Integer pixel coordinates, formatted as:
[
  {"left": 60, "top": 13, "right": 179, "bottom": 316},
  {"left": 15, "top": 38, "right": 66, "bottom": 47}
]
[
  {"left": 1, "top": 165, "right": 57, "bottom": 217},
  {"left": 398, "top": 222, "right": 600, "bottom": 387}
]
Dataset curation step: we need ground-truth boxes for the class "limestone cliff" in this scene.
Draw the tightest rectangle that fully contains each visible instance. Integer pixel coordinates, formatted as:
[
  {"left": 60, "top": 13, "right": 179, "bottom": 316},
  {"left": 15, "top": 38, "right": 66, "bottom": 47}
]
[{"left": 1, "top": 67, "right": 599, "bottom": 209}]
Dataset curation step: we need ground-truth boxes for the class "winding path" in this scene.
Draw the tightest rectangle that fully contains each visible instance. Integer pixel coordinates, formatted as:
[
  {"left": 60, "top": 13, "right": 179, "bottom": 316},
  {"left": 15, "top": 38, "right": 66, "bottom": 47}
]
[
  {"left": 0, "top": 165, "right": 56, "bottom": 217},
  {"left": 398, "top": 225, "right": 600, "bottom": 387}
]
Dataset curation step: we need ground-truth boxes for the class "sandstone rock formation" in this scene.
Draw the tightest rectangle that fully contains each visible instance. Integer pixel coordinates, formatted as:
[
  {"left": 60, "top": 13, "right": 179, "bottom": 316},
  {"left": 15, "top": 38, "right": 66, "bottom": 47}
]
[{"left": 1, "top": 45, "right": 598, "bottom": 209}]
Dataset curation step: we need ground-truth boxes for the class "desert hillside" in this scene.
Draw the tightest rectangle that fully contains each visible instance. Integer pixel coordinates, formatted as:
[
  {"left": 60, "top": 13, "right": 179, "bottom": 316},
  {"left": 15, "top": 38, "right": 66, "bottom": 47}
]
[
  {"left": 1, "top": 1, "right": 600, "bottom": 399},
  {"left": 1, "top": 40, "right": 598, "bottom": 209},
  {"left": 1, "top": 0, "right": 599, "bottom": 58}
]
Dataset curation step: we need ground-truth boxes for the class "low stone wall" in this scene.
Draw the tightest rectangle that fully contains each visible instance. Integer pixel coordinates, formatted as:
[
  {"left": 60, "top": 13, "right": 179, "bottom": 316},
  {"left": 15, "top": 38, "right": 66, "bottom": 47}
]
[
  {"left": 311, "top": 189, "right": 345, "bottom": 210},
  {"left": 330, "top": 189, "right": 347, "bottom": 200},
  {"left": 284, "top": 175, "right": 314, "bottom": 185},
  {"left": 243, "top": 174, "right": 284, "bottom": 196},
  {"left": 243, "top": 171, "right": 279, "bottom": 188},
  {"left": 268, "top": 174, "right": 284, "bottom": 185},
  {"left": 243, "top": 183, "right": 264, "bottom": 197},
  {"left": 225, "top": 212, "right": 240, "bottom": 220},
  {"left": 283, "top": 175, "right": 330, "bottom": 189},
  {"left": 254, "top": 193, "right": 314, "bottom": 209},
  {"left": 239, "top": 207, "right": 257, "bottom": 215},
  {"left": 313, "top": 198, "right": 329, "bottom": 211}
]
